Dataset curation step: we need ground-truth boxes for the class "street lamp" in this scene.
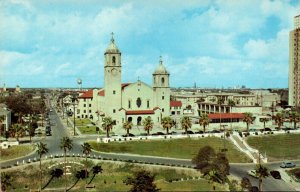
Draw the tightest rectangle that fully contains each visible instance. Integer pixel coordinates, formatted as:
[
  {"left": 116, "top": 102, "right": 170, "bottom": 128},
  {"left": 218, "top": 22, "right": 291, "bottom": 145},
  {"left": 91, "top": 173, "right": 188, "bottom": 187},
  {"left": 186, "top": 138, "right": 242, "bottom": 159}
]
[{"left": 71, "top": 96, "right": 78, "bottom": 136}]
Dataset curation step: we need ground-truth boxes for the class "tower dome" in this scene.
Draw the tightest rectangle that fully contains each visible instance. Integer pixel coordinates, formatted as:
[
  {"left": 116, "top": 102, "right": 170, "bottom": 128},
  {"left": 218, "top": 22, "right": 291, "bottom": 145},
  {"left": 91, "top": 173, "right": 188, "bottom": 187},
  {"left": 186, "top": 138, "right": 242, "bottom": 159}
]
[
  {"left": 105, "top": 32, "right": 120, "bottom": 54},
  {"left": 153, "top": 56, "right": 169, "bottom": 75}
]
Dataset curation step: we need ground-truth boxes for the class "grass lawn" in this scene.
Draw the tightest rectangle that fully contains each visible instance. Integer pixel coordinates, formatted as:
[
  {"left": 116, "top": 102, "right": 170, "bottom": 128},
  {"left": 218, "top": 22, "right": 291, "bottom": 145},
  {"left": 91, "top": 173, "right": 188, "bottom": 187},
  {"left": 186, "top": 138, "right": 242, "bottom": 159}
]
[
  {"left": 75, "top": 118, "right": 92, "bottom": 126},
  {"left": 2, "top": 160, "right": 227, "bottom": 191},
  {"left": 246, "top": 133, "right": 300, "bottom": 161},
  {"left": 0, "top": 145, "right": 35, "bottom": 162},
  {"left": 89, "top": 137, "right": 251, "bottom": 163}
]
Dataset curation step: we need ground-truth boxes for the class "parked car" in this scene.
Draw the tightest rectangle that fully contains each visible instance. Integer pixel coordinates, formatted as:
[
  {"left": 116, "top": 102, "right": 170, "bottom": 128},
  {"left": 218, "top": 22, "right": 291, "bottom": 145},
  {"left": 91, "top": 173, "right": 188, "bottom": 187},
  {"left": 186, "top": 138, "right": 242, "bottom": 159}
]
[
  {"left": 186, "top": 130, "right": 194, "bottom": 134},
  {"left": 152, "top": 132, "right": 165, "bottom": 136},
  {"left": 264, "top": 127, "right": 272, "bottom": 131},
  {"left": 208, "top": 130, "right": 221, "bottom": 133},
  {"left": 270, "top": 170, "right": 281, "bottom": 179},
  {"left": 45, "top": 126, "right": 51, "bottom": 136},
  {"left": 122, "top": 133, "right": 135, "bottom": 137},
  {"left": 195, "top": 130, "right": 204, "bottom": 134},
  {"left": 247, "top": 170, "right": 258, "bottom": 178},
  {"left": 280, "top": 161, "right": 296, "bottom": 168}
]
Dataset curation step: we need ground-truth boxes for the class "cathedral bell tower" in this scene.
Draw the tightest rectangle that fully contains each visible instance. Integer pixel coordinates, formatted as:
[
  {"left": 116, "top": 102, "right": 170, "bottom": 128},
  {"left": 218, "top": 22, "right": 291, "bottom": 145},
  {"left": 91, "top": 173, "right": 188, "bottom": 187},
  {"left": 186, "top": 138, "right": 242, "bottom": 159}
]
[
  {"left": 104, "top": 33, "right": 122, "bottom": 119},
  {"left": 153, "top": 56, "right": 170, "bottom": 117}
]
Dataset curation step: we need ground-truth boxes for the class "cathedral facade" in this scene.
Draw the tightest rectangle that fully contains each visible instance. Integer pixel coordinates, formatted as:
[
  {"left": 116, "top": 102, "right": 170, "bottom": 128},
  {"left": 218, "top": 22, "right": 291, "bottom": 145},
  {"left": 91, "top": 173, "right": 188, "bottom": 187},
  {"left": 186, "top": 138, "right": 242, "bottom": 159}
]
[{"left": 77, "top": 35, "right": 171, "bottom": 128}]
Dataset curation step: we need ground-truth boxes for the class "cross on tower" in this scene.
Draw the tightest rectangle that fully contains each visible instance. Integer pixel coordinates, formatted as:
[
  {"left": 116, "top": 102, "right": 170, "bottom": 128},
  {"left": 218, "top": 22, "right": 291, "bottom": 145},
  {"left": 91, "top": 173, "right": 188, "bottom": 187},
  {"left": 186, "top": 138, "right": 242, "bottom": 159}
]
[{"left": 111, "top": 32, "right": 114, "bottom": 42}]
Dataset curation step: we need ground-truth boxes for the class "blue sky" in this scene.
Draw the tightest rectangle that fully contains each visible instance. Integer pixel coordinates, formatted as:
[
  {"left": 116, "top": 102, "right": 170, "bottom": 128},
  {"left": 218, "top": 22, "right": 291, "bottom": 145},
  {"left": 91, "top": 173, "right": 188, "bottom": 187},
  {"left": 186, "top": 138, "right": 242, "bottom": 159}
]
[{"left": 1, "top": 0, "right": 299, "bottom": 88}]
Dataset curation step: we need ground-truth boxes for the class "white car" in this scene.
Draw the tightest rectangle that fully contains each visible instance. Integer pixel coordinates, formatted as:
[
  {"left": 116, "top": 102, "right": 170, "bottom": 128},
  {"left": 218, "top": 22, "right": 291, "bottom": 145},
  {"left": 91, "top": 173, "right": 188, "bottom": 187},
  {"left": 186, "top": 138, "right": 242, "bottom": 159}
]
[{"left": 247, "top": 170, "right": 258, "bottom": 178}]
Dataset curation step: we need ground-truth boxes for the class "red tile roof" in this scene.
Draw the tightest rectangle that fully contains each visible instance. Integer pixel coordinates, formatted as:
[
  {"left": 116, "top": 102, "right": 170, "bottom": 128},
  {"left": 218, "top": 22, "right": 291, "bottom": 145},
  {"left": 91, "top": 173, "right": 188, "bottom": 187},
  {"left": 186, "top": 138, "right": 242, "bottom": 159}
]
[
  {"left": 98, "top": 90, "right": 105, "bottom": 96},
  {"left": 170, "top": 101, "right": 182, "bottom": 107},
  {"left": 97, "top": 83, "right": 131, "bottom": 97},
  {"left": 78, "top": 89, "right": 93, "bottom": 99},
  {"left": 208, "top": 113, "right": 245, "bottom": 120},
  {"left": 122, "top": 83, "right": 131, "bottom": 89},
  {"left": 126, "top": 110, "right": 155, "bottom": 115}
]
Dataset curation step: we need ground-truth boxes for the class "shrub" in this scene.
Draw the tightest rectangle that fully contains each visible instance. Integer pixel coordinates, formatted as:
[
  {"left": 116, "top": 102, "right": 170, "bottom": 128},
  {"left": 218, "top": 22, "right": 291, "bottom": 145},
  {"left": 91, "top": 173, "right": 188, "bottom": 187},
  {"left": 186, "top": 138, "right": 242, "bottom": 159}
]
[
  {"left": 271, "top": 131, "right": 274, "bottom": 134},
  {"left": 255, "top": 132, "right": 258, "bottom": 135}
]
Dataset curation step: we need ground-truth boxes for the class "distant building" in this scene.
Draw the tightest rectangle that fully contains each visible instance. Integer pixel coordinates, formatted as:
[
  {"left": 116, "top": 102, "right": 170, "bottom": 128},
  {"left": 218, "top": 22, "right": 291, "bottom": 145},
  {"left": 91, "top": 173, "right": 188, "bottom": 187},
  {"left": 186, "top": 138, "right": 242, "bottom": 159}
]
[
  {"left": 0, "top": 104, "right": 11, "bottom": 131},
  {"left": 289, "top": 15, "right": 300, "bottom": 107}
]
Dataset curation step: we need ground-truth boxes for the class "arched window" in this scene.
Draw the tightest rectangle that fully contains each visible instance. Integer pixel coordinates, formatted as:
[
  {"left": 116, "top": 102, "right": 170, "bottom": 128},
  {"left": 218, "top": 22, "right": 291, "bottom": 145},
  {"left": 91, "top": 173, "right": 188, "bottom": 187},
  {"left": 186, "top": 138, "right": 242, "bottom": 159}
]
[
  {"left": 161, "top": 77, "right": 165, "bottom": 84},
  {"left": 112, "top": 56, "right": 116, "bottom": 65},
  {"left": 136, "top": 97, "right": 142, "bottom": 108}
]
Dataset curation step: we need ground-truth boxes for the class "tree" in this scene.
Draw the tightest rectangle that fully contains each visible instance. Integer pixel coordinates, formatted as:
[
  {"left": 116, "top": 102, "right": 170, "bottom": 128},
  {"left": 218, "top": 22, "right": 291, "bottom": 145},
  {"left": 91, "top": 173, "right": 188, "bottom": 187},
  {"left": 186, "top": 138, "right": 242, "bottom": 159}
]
[
  {"left": 102, "top": 117, "right": 113, "bottom": 137},
  {"left": 67, "top": 169, "right": 88, "bottom": 191},
  {"left": 213, "top": 152, "right": 230, "bottom": 182},
  {"left": 27, "top": 124, "right": 36, "bottom": 142},
  {"left": 143, "top": 116, "right": 153, "bottom": 135},
  {"left": 81, "top": 142, "right": 92, "bottom": 184},
  {"left": 289, "top": 111, "right": 300, "bottom": 129},
  {"left": 259, "top": 118, "right": 269, "bottom": 129},
  {"left": 243, "top": 112, "right": 255, "bottom": 132},
  {"left": 42, "top": 168, "right": 63, "bottom": 190},
  {"left": 274, "top": 112, "right": 284, "bottom": 129},
  {"left": 1, "top": 172, "right": 12, "bottom": 191},
  {"left": 181, "top": 116, "right": 191, "bottom": 134},
  {"left": 255, "top": 164, "right": 269, "bottom": 192},
  {"left": 217, "top": 97, "right": 225, "bottom": 131},
  {"left": 88, "top": 165, "right": 103, "bottom": 185},
  {"left": 199, "top": 113, "right": 209, "bottom": 133},
  {"left": 10, "top": 124, "right": 25, "bottom": 141},
  {"left": 123, "top": 121, "right": 133, "bottom": 136},
  {"left": 240, "top": 177, "right": 252, "bottom": 191},
  {"left": 161, "top": 116, "right": 173, "bottom": 134},
  {"left": 228, "top": 99, "right": 236, "bottom": 130},
  {"left": 0, "top": 115, "right": 5, "bottom": 135},
  {"left": 60, "top": 137, "right": 73, "bottom": 191},
  {"left": 36, "top": 142, "right": 49, "bottom": 191},
  {"left": 192, "top": 146, "right": 216, "bottom": 170},
  {"left": 124, "top": 170, "right": 160, "bottom": 192}
]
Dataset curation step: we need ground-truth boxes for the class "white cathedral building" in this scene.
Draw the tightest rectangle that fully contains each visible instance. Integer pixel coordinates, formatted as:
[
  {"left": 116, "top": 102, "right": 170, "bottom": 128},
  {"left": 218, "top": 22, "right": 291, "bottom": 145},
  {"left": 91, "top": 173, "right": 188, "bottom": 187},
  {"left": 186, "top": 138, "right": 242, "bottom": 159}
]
[{"left": 75, "top": 35, "right": 171, "bottom": 128}]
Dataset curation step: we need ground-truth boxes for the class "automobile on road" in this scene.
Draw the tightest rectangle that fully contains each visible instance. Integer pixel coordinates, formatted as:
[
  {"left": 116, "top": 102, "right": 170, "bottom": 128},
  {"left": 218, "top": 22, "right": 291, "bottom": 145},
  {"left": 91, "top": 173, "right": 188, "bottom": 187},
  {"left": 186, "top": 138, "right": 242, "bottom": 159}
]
[
  {"left": 247, "top": 170, "right": 258, "bottom": 178},
  {"left": 270, "top": 170, "right": 281, "bottom": 179},
  {"left": 280, "top": 161, "right": 296, "bottom": 168}
]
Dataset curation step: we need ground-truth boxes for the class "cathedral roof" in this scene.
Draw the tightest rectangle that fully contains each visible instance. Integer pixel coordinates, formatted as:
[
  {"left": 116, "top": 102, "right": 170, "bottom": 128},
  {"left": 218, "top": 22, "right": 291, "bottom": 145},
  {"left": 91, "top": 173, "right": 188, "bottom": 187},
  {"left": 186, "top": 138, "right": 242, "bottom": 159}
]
[
  {"left": 153, "top": 56, "right": 169, "bottom": 75},
  {"left": 105, "top": 33, "right": 120, "bottom": 54}
]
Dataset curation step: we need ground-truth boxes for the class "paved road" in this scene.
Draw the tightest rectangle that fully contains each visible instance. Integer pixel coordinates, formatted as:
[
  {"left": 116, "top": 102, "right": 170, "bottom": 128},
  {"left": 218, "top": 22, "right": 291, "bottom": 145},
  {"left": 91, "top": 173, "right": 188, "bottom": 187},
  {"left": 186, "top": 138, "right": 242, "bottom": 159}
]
[{"left": 1, "top": 108, "right": 299, "bottom": 191}]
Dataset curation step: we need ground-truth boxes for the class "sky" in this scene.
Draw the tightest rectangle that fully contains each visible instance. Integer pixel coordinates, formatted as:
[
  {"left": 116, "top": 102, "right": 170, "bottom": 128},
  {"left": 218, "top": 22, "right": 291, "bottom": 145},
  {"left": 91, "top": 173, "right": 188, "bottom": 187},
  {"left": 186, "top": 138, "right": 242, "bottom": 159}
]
[{"left": 1, "top": 0, "right": 299, "bottom": 89}]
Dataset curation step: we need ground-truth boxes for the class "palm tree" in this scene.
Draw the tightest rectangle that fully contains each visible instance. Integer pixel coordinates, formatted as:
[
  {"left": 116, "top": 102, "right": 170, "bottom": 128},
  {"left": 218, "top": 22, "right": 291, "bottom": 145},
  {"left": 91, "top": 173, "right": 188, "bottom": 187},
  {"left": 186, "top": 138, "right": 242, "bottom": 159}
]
[
  {"left": 143, "top": 116, "right": 153, "bottom": 135},
  {"left": 243, "top": 112, "right": 255, "bottom": 132},
  {"left": 217, "top": 97, "right": 224, "bottom": 131},
  {"left": 42, "top": 168, "right": 63, "bottom": 190},
  {"left": 255, "top": 164, "right": 269, "bottom": 192},
  {"left": 81, "top": 142, "right": 92, "bottom": 184},
  {"left": 60, "top": 137, "right": 73, "bottom": 191},
  {"left": 88, "top": 165, "right": 103, "bottom": 185},
  {"left": 102, "top": 117, "right": 113, "bottom": 137},
  {"left": 199, "top": 113, "right": 209, "bottom": 133},
  {"left": 161, "top": 116, "right": 173, "bottom": 134},
  {"left": 122, "top": 121, "right": 133, "bottom": 136},
  {"left": 11, "top": 124, "right": 25, "bottom": 141},
  {"left": 259, "top": 118, "right": 269, "bottom": 129},
  {"left": 228, "top": 99, "right": 235, "bottom": 130},
  {"left": 181, "top": 116, "right": 191, "bottom": 134},
  {"left": 289, "top": 111, "right": 300, "bottom": 129},
  {"left": 274, "top": 112, "right": 284, "bottom": 129},
  {"left": 36, "top": 142, "right": 49, "bottom": 191}
]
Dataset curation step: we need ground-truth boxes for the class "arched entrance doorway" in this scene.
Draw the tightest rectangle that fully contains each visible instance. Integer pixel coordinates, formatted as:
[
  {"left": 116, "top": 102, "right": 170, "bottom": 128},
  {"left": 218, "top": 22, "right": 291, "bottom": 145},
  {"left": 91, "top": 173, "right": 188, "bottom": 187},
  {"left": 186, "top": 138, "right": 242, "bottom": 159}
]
[
  {"left": 137, "top": 116, "right": 142, "bottom": 125},
  {"left": 128, "top": 117, "right": 132, "bottom": 122}
]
